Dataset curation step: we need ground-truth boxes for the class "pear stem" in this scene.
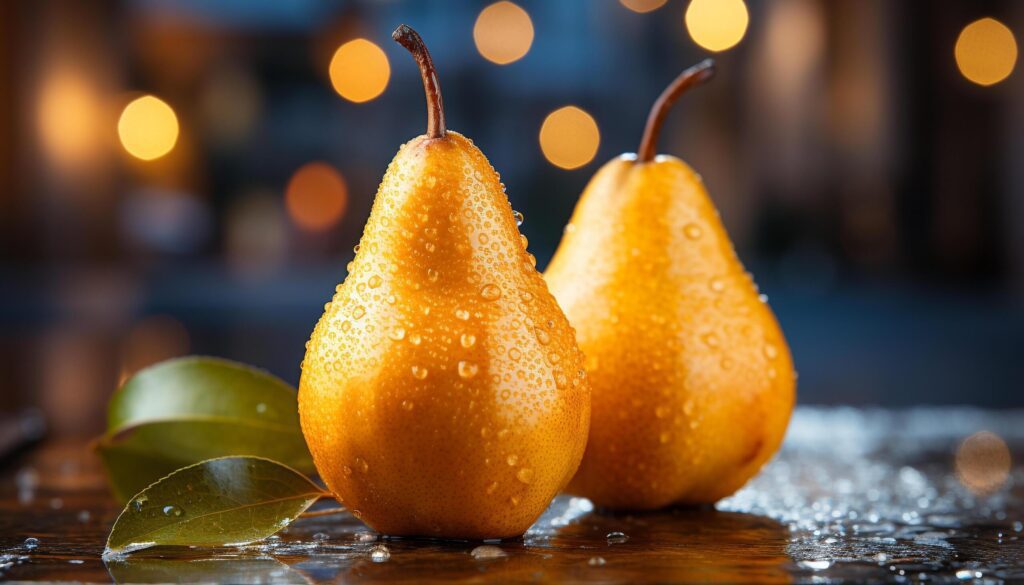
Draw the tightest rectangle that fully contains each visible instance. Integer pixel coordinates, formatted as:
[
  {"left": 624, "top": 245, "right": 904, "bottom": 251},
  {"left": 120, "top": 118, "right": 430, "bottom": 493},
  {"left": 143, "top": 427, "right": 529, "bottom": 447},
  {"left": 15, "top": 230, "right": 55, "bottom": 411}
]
[
  {"left": 636, "top": 59, "right": 716, "bottom": 163},
  {"left": 392, "top": 24, "right": 446, "bottom": 139}
]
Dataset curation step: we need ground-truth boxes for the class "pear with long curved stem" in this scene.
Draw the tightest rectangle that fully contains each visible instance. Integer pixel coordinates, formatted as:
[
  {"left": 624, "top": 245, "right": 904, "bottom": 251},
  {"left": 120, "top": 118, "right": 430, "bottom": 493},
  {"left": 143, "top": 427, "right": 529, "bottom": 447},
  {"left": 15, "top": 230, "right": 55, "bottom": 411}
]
[
  {"left": 545, "top": 60, "right": 795, "bottom": 510},
  {"left": 298, "top": 25, "right": 590, "bottom": 538}
]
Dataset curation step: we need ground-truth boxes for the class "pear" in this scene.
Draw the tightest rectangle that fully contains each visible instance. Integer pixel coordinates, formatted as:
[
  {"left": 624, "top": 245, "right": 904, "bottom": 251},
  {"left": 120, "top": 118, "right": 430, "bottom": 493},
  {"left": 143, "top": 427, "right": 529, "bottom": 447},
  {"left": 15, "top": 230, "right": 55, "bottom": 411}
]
[
  {"left": 298, "top": 25, "right": 590, "bottom": 539},
  {"left": 545, "top": 61, "right": 795, "bottom": 510}
]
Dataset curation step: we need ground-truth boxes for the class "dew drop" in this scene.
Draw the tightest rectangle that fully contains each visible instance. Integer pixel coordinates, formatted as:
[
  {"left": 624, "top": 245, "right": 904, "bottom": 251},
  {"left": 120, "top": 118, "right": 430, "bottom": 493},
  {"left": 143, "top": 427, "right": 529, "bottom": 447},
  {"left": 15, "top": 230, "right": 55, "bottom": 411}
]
[
  {"left": 654, "top": 405, "right": 670, "bottom": 419},
  {"left": 554, "top": 373, "right": 568, "bottom": 389},
  {"left": 606, "top": 531, "right": 629, "bottom": 544},
  {"left": 370, "top": 544, "right": 391, "bottom": 562},
  {"left": 460, "top": 333, "right": 476, "bottom": 348},
  {"left": 343, "top": 466, "right": 353, "bottom": 476},
  {"left": 458, "top": 361, "right": 479, "bottom": 379},
  {"left": 368, "top": 275, "right": 382, "bottom": 289},
  {"left": 389, "top": 327, "right": 406, "bottom": 341},
  {"left": 481, "top": 284, "right": 502, "bottom": 301},
  {"left": 588, "top": 556, "right": 606, "bottom": 566},
  {"left": 409, "top": 333, "right": 422, "bottom": 346},
  {"left": 702, "top": 332, "right": 720, "bottom": 348},
  {"left": 486, "top": 481, "right": 499, "bottom": 495},
  {"left": 355, "top": 457, "right": 369, "bottom": 473},
  {"left": 509, "top": 495, "right": 521, "bottom": 507},
  {"left": 507, "top": 454, "right": 519, "bottom": 466},
  {"left": 471, "top": 544, "right": 507, "bottom": 559},
  {"left": 516, "top": 468, "right": 534, "bottom": 484},
  {"left": 710, "top": 277, "right": 726, "bottom": 293},
  {"left": 535, "top": 328, "right": 551, "bottom": 345},
  {"left": 411, "top": 365, "right": 428, "bottom": 380},
  {"left": 684, "top": 223, "right": 703, "bottom": 240},
  {"left": 354, "top": 531, "right": 376, "bottom": 542},
  {"left": 683, "top": 399, "right": 696, "bottom": 415},
  {"left": 401, "top": 400, "right": 415, "bottom": 411},
  {"left": 764, "top": 344, "right": 779, "bottom": 359},
  {"left": 162, "top": 505, "right": 183, "bottom": 518},
  {"left": 519, "top": 234, "right": 529, "bottom": 249},
  {"left": 455, "top": 308, "right": 471, "bottom": 321},
  {"left": 512, "top": 210, "right": 524, "bottom": 226},
  {"left": 132, "top": 496, "right": 148, "bottom": 512},
  {"left": 497, "top": 428, "right": 511, "bottom": 440},
  {"left": 426, "top": 268, "right": 439, "bottom": 282},
  {"left": 24, "top": 537, "right": 39, "bottom": 549}
]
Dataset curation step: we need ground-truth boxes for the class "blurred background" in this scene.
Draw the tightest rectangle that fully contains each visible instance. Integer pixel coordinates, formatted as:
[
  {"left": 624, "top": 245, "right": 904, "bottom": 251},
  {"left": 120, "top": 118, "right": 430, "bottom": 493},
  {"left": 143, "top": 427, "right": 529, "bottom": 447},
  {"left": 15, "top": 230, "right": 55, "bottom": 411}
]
[{"left": 0, "top": 0, "right": 1022, "bottom": 439}]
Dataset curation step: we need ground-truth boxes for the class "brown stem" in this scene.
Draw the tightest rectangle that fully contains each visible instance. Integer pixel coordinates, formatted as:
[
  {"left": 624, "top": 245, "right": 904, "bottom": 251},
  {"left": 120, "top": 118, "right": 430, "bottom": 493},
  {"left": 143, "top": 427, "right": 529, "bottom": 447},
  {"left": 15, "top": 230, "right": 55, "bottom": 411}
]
[
  {"left": 392, "top": 24, "right": 446, "bottom": 139},
  {"left": 636, "top": 59, "right": 716, "bottom": 163}
]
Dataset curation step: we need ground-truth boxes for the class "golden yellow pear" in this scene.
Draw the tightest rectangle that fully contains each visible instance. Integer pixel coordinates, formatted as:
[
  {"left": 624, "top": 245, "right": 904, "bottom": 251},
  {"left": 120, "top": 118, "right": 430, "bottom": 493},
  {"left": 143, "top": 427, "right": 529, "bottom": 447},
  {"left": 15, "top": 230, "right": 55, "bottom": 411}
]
[
  {"left": 545, "top": 61, "right": 795, "bottom": 510},
  {"left": 298, "top": 25, "right": 590, "bottom": 538}
]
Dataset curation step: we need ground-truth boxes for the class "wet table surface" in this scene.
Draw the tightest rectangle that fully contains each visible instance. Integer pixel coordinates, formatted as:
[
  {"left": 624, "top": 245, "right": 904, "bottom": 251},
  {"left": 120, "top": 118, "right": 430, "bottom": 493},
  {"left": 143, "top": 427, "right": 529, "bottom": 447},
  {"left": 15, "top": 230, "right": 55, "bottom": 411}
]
[{"left": 1, "top": 407, "right": 1022, "bottom": 584}]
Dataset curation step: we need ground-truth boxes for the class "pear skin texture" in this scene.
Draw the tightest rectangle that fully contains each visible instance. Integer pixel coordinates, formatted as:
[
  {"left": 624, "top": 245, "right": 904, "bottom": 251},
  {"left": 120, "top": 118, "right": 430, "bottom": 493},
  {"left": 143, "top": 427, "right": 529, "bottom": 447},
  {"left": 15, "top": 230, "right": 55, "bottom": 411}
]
[
  {"left": 545, "top": 154, "right": 795, "bottom": 510},
  {"left": 299, "top": 132, "right": 590, "bottom": 539}
]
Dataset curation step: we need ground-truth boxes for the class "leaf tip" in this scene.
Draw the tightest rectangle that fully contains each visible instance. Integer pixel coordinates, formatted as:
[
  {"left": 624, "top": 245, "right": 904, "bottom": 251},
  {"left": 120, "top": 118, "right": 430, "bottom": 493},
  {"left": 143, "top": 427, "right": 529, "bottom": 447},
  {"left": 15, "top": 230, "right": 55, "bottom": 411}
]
[{"left": 102, "top": 541, "right": 155, "bottom": 560}]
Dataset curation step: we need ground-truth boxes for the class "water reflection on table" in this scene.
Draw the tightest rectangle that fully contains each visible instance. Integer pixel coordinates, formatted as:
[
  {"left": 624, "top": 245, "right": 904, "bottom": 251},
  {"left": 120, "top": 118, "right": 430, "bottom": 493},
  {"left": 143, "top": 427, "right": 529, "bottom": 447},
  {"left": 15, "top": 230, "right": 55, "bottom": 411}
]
[{"left": 1, "top": 408, "right": 1022, "bottom": 584}]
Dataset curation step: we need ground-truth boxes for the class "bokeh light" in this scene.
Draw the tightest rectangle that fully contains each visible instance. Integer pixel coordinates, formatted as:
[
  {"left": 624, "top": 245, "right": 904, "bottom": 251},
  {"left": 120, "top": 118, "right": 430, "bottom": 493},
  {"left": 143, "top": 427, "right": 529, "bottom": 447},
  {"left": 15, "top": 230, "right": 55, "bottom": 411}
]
[
  {"left": 539, "top": 106, "right": 600, "bottom": 170},
  {"left": 955, "top": 430, "right": 1011, "bottom": 494},
  {"left": 285, "top": 162, "right": 349, "bottom": 232},
  {"left": 117, "top": 95, "right": 180, "bottom": 161},
  {"left": 226, "top": 189, "right": 288, "bottom": 279},
  {"left": 685, "top": 0, "right": 749, "bottom": 52},
  {"left": 620, "top": 0, "right": 668, "bottom": 14},
  {"left": 121, "top": 314, "right": 190, "bottom": 380},
  {"left": 329, "top": 39, "right": 391, "bottom": 103},
  {"left": 955, "top": 17, "right": 1017, "bottom": 86},
  {"left": 199, "top": 65, "right": 262, "bottom": 146},
  {"left": 473, "top": 1, "right": 534, "bottom": 65},
  {"left": 37, "top": 70, "right": 103, "bottom": 167}
]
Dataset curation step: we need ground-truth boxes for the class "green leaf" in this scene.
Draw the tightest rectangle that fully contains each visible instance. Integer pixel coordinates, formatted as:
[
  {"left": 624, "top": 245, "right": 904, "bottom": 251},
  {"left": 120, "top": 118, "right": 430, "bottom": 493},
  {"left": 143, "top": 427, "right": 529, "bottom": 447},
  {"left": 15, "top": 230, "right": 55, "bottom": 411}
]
[
  {"left": 104, "top": 456, "right": 325, "bottom": 556},
  {"left": 96, "top": 357, "right": 314, "bottom": 502},
  {"left": 94, "top": 436, "right": 186, "bottom": 504}
]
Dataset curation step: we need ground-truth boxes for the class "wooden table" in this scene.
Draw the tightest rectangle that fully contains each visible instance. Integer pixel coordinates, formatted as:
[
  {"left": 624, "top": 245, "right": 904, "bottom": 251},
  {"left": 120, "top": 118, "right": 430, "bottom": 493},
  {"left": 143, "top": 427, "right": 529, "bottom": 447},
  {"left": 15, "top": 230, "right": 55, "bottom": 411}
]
[{"left": 1, "top": 408, "right": 1022, "bottom": 583}]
